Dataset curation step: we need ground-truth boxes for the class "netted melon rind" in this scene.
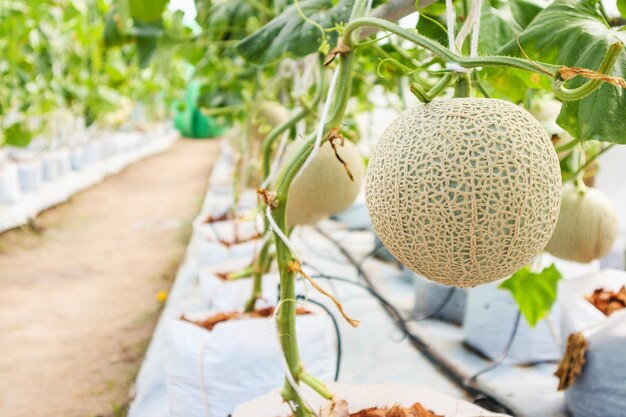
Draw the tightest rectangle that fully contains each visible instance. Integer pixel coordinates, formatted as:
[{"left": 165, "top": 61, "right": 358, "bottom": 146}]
[
  {"left": 545, "top": 187, "right": 618, "bottom": 263},
  {"left": 287, "top": 139, "right": 365, "bottom": 226},
  {"left": 366, "top": 98, "right": 562, "bottom": 288}
]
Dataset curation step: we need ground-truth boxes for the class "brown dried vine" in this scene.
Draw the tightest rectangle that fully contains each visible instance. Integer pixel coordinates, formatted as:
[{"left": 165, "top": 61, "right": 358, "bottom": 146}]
[
  {"left": 288, "top": 260, "right": 360, "bottom": 327},
  {"left": 257, "top": 188, "right": 279, "bottom": 208},
  {"left": 327, "top": 128, "right": 355, "bottom": 181},
  {"left": 325, "top": 39, "right": 351, "bottom": 66},
  {"left": 558, "top": 66, "right": 626, "bottom": 88}
]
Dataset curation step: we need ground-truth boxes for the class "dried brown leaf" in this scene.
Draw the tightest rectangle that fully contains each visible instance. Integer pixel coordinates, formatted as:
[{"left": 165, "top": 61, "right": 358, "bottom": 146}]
[{"left": 585, "top": 286, "right": 626, "bottom": 316}]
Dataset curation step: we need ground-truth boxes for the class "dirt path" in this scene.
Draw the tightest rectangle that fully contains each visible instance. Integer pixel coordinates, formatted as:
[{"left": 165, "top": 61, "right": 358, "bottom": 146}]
[{"left": 0, "top": 138, "right": 220, "bottom": 417}]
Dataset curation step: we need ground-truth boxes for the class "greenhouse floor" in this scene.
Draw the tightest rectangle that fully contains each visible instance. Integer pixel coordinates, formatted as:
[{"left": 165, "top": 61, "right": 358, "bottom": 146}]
[
  {"left": 128, "top": 140, "right": 569, "bottom": 417},
  {"left": 0, "top": 138, "right": 221, "bottom": 417}
]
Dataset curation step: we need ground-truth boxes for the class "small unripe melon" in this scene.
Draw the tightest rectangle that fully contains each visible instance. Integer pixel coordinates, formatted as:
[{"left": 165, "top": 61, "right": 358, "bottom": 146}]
[
  {"left": 366, "top": 98, "right": 562, "bottom": 288},
  {"left": 251, "top": 102, "right": 290, "bottom": 142},
  {"left": 545, "top": 187, "right": 618, "bottom": 263},
  {"left": 286, "top": 139, "right": 365, "bottom": 226}
]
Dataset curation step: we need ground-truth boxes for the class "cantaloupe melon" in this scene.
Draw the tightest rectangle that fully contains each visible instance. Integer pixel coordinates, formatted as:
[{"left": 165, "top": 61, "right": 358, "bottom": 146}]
[
  {"left": 366, "top": 98, "right": 562, "bottom": 287},
  {"left": 545, "top": 187, "right": 618, "bottom": 263},
  {"left": 285, "top": 139, "right": 365, "bottom": 227},
  {"left": 251, "top": 102, "right": 290, "bottom": 142}
]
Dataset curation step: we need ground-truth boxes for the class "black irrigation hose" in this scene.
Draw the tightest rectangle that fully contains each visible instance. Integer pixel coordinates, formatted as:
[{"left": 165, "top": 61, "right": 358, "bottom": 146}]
[
  {"left": 407, "top": 287, "right": 457, "bottom": 322},
  {"left": 311, "top": 226, "right": 515, "bottom": 416},
  {"left": 467, "top": 311, "right": 522, "bottom": 383},
  {"left": 296, "top": 295, "right": 343, "bottom": 382}
]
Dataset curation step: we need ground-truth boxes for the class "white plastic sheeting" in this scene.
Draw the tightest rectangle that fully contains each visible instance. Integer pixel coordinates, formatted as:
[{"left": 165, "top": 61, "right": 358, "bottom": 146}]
[
  {"left": 463, "top": 281, "right": 561, "bottom": 364},
  {"left": 407, "top": 268, "right": 467, "bottom": 325}
]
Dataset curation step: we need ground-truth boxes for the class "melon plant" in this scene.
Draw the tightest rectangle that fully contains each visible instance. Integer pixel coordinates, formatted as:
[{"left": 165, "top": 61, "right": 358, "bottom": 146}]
[
  {"left": 545, "top": 187, "right": 618, "bottom": 263},
  {"left": 285, "top": 139, "right": 365, "bottom": 226},
  {"left": 251, "top": 101, "right": 290, "bottom": 142},
  {"left": 366, "top": 98, "right": 562, "bottom": 288}
]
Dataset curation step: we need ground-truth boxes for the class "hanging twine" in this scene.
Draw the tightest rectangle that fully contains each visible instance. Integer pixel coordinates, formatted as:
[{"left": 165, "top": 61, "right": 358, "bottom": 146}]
[{"left": 445, "top": 0, "right": 483, "bottom": 73}]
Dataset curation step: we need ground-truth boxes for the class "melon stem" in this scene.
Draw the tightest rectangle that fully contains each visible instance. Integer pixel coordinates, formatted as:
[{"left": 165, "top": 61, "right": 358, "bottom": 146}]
[{"left": 244, "top": 236, "right": 273, "bottom": 312}]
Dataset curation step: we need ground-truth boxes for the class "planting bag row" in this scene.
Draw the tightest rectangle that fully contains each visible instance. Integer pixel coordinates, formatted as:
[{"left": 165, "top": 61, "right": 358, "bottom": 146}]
[{"left": 167, "top": 310, "right": 336, "bottom": 417}]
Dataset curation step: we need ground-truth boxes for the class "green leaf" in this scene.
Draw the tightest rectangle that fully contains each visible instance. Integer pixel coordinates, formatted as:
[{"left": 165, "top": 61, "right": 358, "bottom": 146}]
[
  {"left": 618, "top": 0, "right": 626, "bottom": 19},
  {"left": 203, "top": 0, "right": 257, "bottom": 41},
  {"left": 478, "top": 2, "right": 521, "bottom": 54},
  {"left": 499, "top": 0, "right": 626, "bottom": 144},
  {"left": 235, "top": 0, "right": 354, "bottom": 64},
  {"left": 104, "top": 9, "right": 132, "bottom": 47},
  {"left": 136, "top": 35, "right": 158, "bottom": 67},
  {"left": 128, "top": 0, "right": 168, "bottom": 23},
  {"left": 509, "top": 0, "right": 544, "bottom": 28},
  {"left": 2, "top": 122, "right": 33, "bottom": 148},
  {"left": 499, "top": 264, "right": 562, "bottom": 327}
]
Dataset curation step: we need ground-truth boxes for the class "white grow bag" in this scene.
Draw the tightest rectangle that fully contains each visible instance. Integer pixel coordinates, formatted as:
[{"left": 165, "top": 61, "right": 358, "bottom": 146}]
[
  {"left": 559, "top": 269, "right": 626, "bottom": 417},
  {"left": 167, "top": 309, "right": 336, "bottom": 417},
  {"left": 193, "top": 209, "right": 262, "bottom": 244},
  {"left": 192, "top": 237, "right": 261, "bottom": 269},
  {"left": 199, "top": 271, "right": 313, "bottom": 312},
  {"left": 233, "top": 382, "right": 511, "bottom": 417},
  {"left": 0, "top": 162, "right": 22, "bottom": 203},
  {"left": 16, "top": 159, "right": 43, "bottom": 193},
  {"left": 69, "top": 146, "right": 85, "bottom": 171},
  {"left": 191, "top": 209, "right": 263, "bottom": 268}
]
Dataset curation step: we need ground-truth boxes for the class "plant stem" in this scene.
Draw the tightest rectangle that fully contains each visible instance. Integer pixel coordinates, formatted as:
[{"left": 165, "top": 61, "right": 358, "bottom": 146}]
[
  {"left": 342, "top": 18, "right": 560, "bottom": 76},
  {"left": 270, "top": 1, "right": 369, "bottom": 414},
  {"left": 562, "top": 143, "right": 615, "bottom": 183},
  {"left": 244, "top": 237, "right": 272, "bottom": 312},
  {"left": 554, "top": 136, "right": 581, "bottom": 154},
  {"left": 300, "top": 371, "right": 334, "bottom": 399},
  {"left": 226, "top": 266, "right": 254, "bottom": 280},
  {"left": 410, "top": 72, "right": 454, "bottom": 102},
  {"left": 454, "top": 73, "right": 471, "bottom": 98}
]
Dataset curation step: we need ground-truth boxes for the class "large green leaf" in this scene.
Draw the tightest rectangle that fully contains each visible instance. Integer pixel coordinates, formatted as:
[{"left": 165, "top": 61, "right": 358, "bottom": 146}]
[
  {"left": 235, "top": 0, "right": 354, "bottom": 64},
  {"left": 509, "top": 0, "right": 544, "bottom": 28},
  {"left": 478, "top": 2, "right": 521, "bottom": 54},
  {"left": 128, "top": 0, "right": 168, "bottom": 23},
  {"left": 500, "top": 264, "right": 562, "bottom": 327},
  {"left": 499, "top": 0, "right": 626, "bottom": 143},
  {"left": 203, "top": 0, "right": 257, "bottom": 41}
]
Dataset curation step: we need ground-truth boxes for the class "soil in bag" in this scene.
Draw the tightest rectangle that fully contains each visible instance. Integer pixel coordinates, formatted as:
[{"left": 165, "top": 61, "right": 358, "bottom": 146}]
[{"left": 181, "top": 306, "right": 312, "bottom": 331}]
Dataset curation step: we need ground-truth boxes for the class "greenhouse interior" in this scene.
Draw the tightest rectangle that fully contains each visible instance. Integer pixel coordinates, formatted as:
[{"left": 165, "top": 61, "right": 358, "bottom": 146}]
[{"left": 1, "top": 0, "right": 626, "bottom": 416}]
